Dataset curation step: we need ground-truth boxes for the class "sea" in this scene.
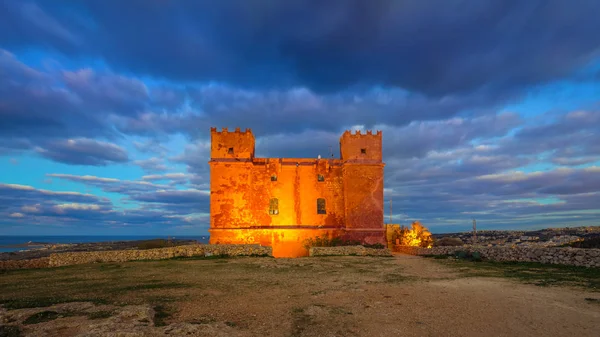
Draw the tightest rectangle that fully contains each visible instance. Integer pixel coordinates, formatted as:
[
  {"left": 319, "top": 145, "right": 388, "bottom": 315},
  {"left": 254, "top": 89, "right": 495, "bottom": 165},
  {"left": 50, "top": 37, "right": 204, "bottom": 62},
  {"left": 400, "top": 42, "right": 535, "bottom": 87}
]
[{"left": 0, "top": 236, "right": 210, "bottom": 253}]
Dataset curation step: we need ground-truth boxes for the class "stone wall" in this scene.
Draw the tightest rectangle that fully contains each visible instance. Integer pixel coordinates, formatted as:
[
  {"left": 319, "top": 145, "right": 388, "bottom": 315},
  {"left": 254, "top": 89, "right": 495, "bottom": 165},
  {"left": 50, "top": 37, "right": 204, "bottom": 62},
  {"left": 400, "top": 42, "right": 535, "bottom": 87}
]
[
  {"left": 0, "top": 257, "right": 49, "bottom": 270},
  {"left": 309, "top": 246, "right": 392, "bottom": 257},
  {"left": 395, "top": 245, "right": 600, "bottom": 268},
  {"left": 49, "top": 244, "right": 272, "bottom": 267},
  {"left": 0, "top": 244, "right": 272, "bottom": 270}
]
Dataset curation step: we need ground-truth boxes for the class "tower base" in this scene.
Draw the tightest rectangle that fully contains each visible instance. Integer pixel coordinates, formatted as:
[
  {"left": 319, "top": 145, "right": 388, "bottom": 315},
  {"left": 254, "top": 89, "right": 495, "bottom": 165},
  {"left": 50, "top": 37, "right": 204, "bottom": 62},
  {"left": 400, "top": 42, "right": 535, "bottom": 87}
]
[{"left": 209, "top": 227, "right": 385, "bottom": 258}]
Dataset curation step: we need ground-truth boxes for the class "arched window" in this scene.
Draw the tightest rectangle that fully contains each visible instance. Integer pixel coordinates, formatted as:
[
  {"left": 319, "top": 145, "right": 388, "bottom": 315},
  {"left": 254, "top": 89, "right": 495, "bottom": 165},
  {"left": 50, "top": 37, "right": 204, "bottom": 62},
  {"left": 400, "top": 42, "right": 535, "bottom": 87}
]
[
  {"left": 317, "top": 198, "right": 326, "bottom": 214},
  {"left": 271, "top": 175, "right": 277, "bottom": 181},
  {"left": 317, "top": 174, "right": 324, "bottom": 182},
  {"left": 269, "top": 198, "right": 279, "bottom": 215}
]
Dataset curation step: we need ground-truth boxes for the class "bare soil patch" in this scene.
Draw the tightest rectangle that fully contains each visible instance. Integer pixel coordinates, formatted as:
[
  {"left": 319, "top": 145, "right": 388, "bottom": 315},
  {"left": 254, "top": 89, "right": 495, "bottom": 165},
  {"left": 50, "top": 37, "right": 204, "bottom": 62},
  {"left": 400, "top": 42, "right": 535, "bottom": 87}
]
[{"left": 1, "top": 255, "right": 598, "bottom": 336}]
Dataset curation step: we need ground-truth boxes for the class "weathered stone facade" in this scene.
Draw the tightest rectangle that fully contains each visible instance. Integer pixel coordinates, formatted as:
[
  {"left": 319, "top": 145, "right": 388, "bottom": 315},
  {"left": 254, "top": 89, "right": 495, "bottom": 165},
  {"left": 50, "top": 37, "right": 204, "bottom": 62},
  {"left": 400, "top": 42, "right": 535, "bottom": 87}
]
[
  {"left": 395, "top": 245, "right": 600, "bottom": 268},
  {"left": 0, "top": 244, "right": 272, "bottom": 270},
  {"left": 309, "top": 246, "right": 392, "bottom": 257},
  {"left": 209, "top": 127, "right": 386, "bottom": 257}
]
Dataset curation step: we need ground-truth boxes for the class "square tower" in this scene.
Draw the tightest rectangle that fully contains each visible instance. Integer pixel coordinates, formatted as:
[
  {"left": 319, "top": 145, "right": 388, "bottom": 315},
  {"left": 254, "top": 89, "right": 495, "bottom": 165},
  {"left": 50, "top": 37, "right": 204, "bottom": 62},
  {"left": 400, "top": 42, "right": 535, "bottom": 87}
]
[
  {"left": 340, "top": 130, "right": 385, "bottom": 233},
  {"left": 210, "top": 127, "right": 255, "bottom": 159},
  {"left": 339, "top": 130, "right": 383, "bottom": 162}
]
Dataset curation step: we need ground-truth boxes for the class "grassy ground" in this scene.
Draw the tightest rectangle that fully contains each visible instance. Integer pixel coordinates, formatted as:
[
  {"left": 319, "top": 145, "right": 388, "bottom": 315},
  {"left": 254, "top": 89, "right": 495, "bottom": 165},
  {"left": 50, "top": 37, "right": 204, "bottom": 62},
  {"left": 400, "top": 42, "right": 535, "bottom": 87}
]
[
  {"left": 2, "top": 256, "right": 598, "bottom": 311},
  {"left": 1, "top": 255, "right": 599, "bottom": 336},
  {"left": 0, "top": 256, "right": 399, "bottom": 321},
  {"left": 425, "top": 255, "right": 600, "bottom": 291},
  {"left": 0, "top": 257, "right": 222, "bottom": 310}
]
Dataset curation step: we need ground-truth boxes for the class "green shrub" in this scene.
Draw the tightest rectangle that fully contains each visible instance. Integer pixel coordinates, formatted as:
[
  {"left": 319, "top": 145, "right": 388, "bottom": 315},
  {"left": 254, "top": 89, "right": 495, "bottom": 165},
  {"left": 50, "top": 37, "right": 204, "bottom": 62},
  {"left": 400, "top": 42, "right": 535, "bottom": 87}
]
[
  {"left": 0, "top": 325, "right": 21, "bottom": 337},
  {"left": 153, "top": 305, "right": 172, "bottom": 327},
  {"left": 564, "top": 237, "right": 600, "bottom": 249},
  {"left": 454, "top": 250, "right": 483, "bottom": 262},
  {"left": 434, "top": 237, "right": 464, "bottom": 247},
  {"left": 363, "top": 243, "right": 385, "bottom": 249},
  {"left": 23, "top": 311, "right": 61, "bottom": 325},
  {"left": 87, "top": 311, "right": 114, "bottom": 320},
  {"left": 302, "top": 234, "right": 385, "bottom": 250}
]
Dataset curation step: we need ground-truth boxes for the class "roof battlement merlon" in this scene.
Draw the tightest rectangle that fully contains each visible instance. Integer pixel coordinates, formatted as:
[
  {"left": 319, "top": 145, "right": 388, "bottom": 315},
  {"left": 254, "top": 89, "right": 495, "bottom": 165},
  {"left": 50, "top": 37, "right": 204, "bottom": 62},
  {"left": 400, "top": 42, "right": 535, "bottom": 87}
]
[
  {"left": 341, "top": 129, "right": 383, "bottom": 137},
  {"left": 210, "top": 127, "right": 253, "bottom": 135}
]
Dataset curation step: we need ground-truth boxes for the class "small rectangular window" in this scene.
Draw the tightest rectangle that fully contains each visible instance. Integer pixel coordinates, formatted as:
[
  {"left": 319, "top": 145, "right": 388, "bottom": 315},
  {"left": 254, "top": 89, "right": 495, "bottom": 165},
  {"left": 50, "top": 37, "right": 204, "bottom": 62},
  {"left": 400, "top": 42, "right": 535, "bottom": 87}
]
[
  {"left": 317, "top": 198, "right": 326, "bottom": 214},
  {"left": 269, "top": 198, "right": 279, "bottom": 215},
  {"left": 271, "top": 175, "right": 277, "bottom": 181},
  {"left": 317, "top": 174, "right": 324, "bottom": 182},
  {"left": 361, "top": 148, "right": 367, "bottom": 154},
  {"left": 228, "top": 147, "right": 234, "bottom": 154}
]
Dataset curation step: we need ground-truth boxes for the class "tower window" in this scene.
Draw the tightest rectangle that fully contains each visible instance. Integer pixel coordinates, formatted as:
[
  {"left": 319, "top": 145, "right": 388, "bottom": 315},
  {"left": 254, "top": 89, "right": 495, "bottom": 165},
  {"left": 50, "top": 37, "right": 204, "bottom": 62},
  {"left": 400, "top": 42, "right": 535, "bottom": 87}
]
[
  {"left": 317, "top": 198, "right": 326, "bottom": 214},
  {"left": 269, "top": 198, "right": 279, "bottom": 215},
  {"left": 228, "top": 147, "right": 234, "bottom": 154},
  {"left": 271, "top": 175, "right": 277, "bottom": 182},
  {"left": 361, "top": 148, "right": 367, "bottom": 154},
  {"left": 317, "top": 174, "right": 324, "bottom": 182}
]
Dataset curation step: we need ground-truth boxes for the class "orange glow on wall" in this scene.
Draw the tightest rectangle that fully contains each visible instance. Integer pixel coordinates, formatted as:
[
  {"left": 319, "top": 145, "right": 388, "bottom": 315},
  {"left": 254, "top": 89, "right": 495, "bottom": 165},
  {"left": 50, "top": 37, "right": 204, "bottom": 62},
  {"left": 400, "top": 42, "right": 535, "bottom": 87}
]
[{"left": 208, "top": 127, "right": 386, "bottom": 257}]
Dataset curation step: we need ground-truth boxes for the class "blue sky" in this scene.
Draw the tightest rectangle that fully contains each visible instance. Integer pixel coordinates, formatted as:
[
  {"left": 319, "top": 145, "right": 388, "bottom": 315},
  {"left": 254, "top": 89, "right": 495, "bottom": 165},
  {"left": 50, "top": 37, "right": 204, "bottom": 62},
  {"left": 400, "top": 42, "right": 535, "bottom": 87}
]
[{"left": 1, "top": 0, "right": 599, "bottom": 235}]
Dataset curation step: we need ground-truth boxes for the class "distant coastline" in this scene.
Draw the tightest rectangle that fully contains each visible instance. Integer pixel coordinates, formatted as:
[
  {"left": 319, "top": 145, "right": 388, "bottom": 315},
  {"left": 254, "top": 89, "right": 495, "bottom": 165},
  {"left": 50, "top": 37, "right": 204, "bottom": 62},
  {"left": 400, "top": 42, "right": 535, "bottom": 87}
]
[
  {"left": 0, "top": 242, "right": 47, "bottom": 248},
  {"left": 0, "top": 235, "right": 210, "bottom": 254}
]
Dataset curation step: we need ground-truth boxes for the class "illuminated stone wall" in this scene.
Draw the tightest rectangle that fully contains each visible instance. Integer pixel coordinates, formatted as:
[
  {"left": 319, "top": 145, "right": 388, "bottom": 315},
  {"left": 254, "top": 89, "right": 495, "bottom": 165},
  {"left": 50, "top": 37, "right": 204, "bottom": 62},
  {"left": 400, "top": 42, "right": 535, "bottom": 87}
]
[
  {"left": 210, "top": 159, "right": 346, "bottom": 229},
  {"left": 209, "top": 128, "right": 386, "bottom": 257}
]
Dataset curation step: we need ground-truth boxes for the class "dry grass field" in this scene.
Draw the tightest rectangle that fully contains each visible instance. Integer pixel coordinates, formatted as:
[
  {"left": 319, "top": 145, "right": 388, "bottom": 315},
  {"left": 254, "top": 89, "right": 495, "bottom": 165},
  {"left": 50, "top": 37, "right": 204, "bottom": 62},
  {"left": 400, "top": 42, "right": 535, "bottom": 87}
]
[{"left": 1, "top": 254, "right": 599, "bottom": 336}]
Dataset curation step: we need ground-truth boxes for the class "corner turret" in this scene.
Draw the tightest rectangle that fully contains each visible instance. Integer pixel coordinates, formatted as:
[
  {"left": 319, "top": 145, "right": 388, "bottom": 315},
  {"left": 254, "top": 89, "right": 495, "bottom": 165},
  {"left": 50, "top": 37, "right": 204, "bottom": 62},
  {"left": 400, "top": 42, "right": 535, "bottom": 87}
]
[
  {"left": 339, "top": 129, "right": 382, "bottom": 161},
  {"left": 210, "top": 127, "right": 255, "bottom": 159}
]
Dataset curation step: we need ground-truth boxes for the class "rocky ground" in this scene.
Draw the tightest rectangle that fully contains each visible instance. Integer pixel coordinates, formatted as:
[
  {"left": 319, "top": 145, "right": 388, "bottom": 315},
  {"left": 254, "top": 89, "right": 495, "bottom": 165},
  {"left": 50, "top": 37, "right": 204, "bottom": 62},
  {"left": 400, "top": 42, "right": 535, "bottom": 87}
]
[
  {"left": 0, "top": 255, "right": 599, "bottom": 336},
  {"left": 0, "top": 239, "right": 198, "bottom": 261}
]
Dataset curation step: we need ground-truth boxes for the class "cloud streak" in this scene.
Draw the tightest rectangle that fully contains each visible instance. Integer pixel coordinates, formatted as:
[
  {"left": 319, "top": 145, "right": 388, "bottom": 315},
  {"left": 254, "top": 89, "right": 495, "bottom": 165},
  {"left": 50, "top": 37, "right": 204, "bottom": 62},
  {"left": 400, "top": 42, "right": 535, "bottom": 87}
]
[{"left": 0, "top": 1, "right": 599, "bottom": 234}]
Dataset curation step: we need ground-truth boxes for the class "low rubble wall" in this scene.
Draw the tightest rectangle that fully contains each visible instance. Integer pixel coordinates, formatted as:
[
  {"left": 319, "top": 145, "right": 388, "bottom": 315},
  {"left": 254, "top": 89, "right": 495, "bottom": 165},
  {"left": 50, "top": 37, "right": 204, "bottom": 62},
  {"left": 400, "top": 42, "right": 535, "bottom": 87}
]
[
  {"left": 0, "top": 244, "right": 272, "bottom": 270},
  {"left": 309, "top": 246, "right": 392, "bottom": 257},
  {"left": 0, "top": 257, "right": 50, "bottom": 270},
  {"left": 395, "top": 245, "right": 600, "bottom": 268}
]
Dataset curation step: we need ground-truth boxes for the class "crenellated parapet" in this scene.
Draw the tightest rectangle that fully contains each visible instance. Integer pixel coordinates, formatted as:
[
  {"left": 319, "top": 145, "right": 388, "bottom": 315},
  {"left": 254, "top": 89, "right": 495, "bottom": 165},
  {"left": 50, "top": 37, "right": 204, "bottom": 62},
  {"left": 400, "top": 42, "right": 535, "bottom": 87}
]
[
  {"left": 210, "top": 126, "right": 255, "bottom": 159},
  {"left": 211, "top": 127, "right": 253, "bottom": 135},
  {"left": 341, "top": 129, "right": 382, "bottom": 137},
  {"left": 339, "top": 129, "right": 383, "bottom": 161}
]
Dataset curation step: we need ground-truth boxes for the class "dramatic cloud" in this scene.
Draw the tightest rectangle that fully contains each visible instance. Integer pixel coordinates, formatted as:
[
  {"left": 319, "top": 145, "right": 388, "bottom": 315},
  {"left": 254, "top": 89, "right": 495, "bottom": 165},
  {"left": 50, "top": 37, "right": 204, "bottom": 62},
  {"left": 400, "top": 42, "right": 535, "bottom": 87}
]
[
  {"left": 475, "top": 167, "right": 600, "bottom": 196},
  {"left": 46, "top": 173, "right": 209, "bottom": 213},
  {"left": 134, "top": 157, "right": 168, "bottom": 173},
  {"left": 0, "top": 183, "right": 107, "bottom": 205},
  {"left": 131, "top": 190, "right": 209, "bottom": 205},
  {"left": 142, "top": 173, "right": 191, "bottom": 186},
  {"left": 63, "top": 69, "right": 149, "bottom": 116},
  {"left": 35, "top": 138, "right": 129, "bottom": 166},
  {"left": 0, "top": 1, "right": 599, "bottom": 234},
  {"left": 4, "top": 1, "right": 600, "bottom": 96},
  {"left": 0, "top": 180, "right": 207, "bottom": 234},
  {"left": 133, "top": 139, "right": 170, "bottom": 156},
  {"left": 0, "top": 183, "right": 112, "bottom": 225},
  {"left": 46, "top": 174, "right": 170, "bottom": 195}
]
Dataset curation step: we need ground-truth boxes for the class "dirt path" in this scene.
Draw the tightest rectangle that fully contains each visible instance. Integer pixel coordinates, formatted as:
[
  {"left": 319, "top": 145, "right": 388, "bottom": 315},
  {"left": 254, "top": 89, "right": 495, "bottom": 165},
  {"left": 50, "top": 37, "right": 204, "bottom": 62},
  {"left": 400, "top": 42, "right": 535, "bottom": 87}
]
[
  {"left": 370, "top": 254, "right": 600, "bottom": 337},
  {"left": 1, "top": 255, "right": 599, "bottom": 336}
]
